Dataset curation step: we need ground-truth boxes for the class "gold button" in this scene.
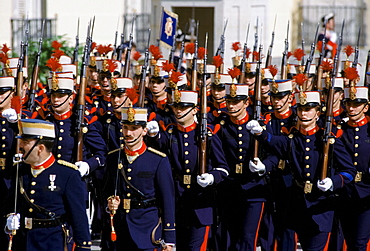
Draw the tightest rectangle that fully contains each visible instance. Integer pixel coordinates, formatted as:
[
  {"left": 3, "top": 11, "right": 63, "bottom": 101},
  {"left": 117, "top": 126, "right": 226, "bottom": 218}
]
[
  {"left": 1, "top": 121, "right": 5, "bottom": 124},
  {"left": 120, "top": 129, "right": 122, "bottom": 132},
  {"left": 239, "top": 156, "right": 243, "bottom": 159},
  {"left": 127, "top": 193, "right": 131, "bottom": 197},
  {"left": 185, "top": 160, "right": 189, "bottom": 164},
  {"left": 2, "top": 136, "right": 5, "bottom": 140},
  {"left": 186, "top": 169, "right": 190, "bottom": 173},
  {"left": 239, "top": 148, "right": 243, "bottom": 152},
  {"left": 305, "top": 156, "right": 309, "bottom": 160},
  {"left": 2, "top": 128, "right": 6, "bottom": 132},
  {"left": 355, "top": 144, "right": 359, "bottom": 148},
  {"left": 355, "top": 128, "right": 360, "bottom": 131},
  {"left": 184, "top": 134, "right": 188, "bottom": 138},
  {"left": 127, "top": 168, "right": 131, "bottom": 172},
  {"left": 280, "top": 122, "right": 284, "bottom": 125},
  {"left": 120, "top": 137, "right": 124, "bottom": 140},
  {"left": 354, "top": 162, "right": 358, "bottom": 166},
  {"left": 238, "top": 126, "right": 242, "bottom": 130},
  {"left": 167, "top": 223, "right": 170, "bottom": 227},
  {"left": 30, "top": 190, "right": 35, "bottom": 194},
  {"left": 121, "top": 144, "right": 124, "bottom": 148},
  {"left": 1, "top": 144, "right": 5, "bottom": 148},
  {"left": 306, "top": 147, "right": 310, "bottom": 151},
  {"left": 2, "top": 152, "right": 5, "bottom": 156},
  {"left": 59, "top": 137, "right": 63, "bottom": 141},
  {"left": 107, "top": 111, "right": 112, "bottom": 114},
  {"left": 239, "top": 141, "right": 243, "bottom": 145},
  {"left": 187, "top": 185, "right": 190, "bottom": 189},
  {"left": 57, "top": 154, "right": 61, "bottom": 158},
  {"left": 108, "top": 103, "right": 111, "bottom": 107},
  {"left": 185, "top": 151, "right": 189, "bottom": 155},
  {"left": 306, "top": 139, "right": 310, "bottom": 142},
  {"left": 306, "top": 173, "right": 310, "bottom": 177},
  {"left": 355, "top": 136, "right": 359, "bottom": 139},
  {"left": 30, "top": 199, "right": 34, "bottom": 203},
  {"left": 127, "top": 177, "right": 131, "bottom": 180},
  {"left": 127, "top": 186, "right": 130, "bottom": 189},
  {"left": 184, "top": 142, "right": 189, "bottom": 146},
  {"left": 60, "top": 121, "right": 64, "bottom": 125},
  {"left": 83, "top": 242, "right": 87, "bottom": 245},
  {"left": 58, "top": 146, "right": 62, "bottom": 149},
  {"left": 31, "top": 182, "right": 36, "bottom": 186},
  {"left": 60, "top": 129, "right": 64, "bottom": 133},
  {"left": 354, "top": 153, "right": 358, "bottom": 157},
  {"left": 126, "top": 210, "right": 130, "bottom": 213},
  {"left": 238, "top": 134, "right": 242, "bottom": 137},
  {"left": 29, "top": 208, "right": 33, "bottom": 212},
  {"left": 305, "top": 165, "right": 309, "bottom": 168},
  {"left": 88, "top": 242, "right": 92, "bottom": 245}
]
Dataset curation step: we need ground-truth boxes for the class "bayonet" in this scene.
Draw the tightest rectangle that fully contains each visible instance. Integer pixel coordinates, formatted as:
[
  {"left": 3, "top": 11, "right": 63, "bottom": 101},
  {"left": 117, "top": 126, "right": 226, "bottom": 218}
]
[
  {"left": 352, "top": 27, "right": 361, "bottom": 68},
  {"left": 301, "top": 22, "right": 305, "bottom": 65},
  {"left": 253, "top": 17, "right": 259, "bottom": 60}
]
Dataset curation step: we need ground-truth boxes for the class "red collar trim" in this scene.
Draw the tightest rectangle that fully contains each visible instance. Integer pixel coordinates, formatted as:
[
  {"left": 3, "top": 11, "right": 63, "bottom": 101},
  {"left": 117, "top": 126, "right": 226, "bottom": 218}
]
[
  {"left": 154, "top": 97, "right": 168, "bottom": 109},
  {"left": 214, "top": 101, "right": 227, "bottom": 109},
  {"left": 177, "top": 122, "right": 197, "bottom": 132},
  {"left": 22, "top": 96, "right": 28, "bottom": 105},
  {"left": 348, "top": 116, "right": 368, "bottom": 127},
  {"left": 103, "top": 95, "right": 111, "bottom": 102},
  {"left": 32, "top": 154, "right": 55, "bottom": 170},
  {"left": 54, "top": 110, "right": 72, "bottom": 120},
  {"left": 299, "top": 125, "right": 319, "bottom": 136},
  {"left": 230, "top": 112, "right": 249, "bottom": 125},
  {"left": 115, "top": 113, "right": 122, "bottom": 120},
  {"left": 125, "top": 142, "right": 147, "bottom": 156},
  {"left": 333, "top": 107, "right": 343, "bottom": 117},
  {"left": 274, "top": 109, "right": 292, "bottom": 120}
]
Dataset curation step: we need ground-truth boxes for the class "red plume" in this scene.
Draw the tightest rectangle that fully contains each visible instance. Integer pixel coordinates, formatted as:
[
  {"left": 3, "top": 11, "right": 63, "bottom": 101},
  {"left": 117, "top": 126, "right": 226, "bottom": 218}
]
[
  {"left": 161, "top": 60, "right": 175, "bottom": 73},
  {"left": 0, "top": 53, "right": 9, "bottom": 64},
  {"left": 287, "top": 51, "right": 293, "bottom": 59},
  {"left": 246, "top": 48, "right": 251, "bottom": 60},
  {"left": 343, "top": 45, "right": 355, "bottom": 58},
  {"left": 97, "top": 44, "right": 113, "bottom": 56},
  {"left": 267, "top": 65, "right": 278, "bottom": 77},
  {"left": 106, "top": 59, "right": 118, "bottom": 73},
  {"left": 51, "top": 40, "right": 63, "bottom": 51},
  {"left": 1, "top": 44, "right": 11, "bottom": 54},
  {"left": 198, "top": 47, "right": 206, "bottom": 60},
  {"left": 228, "top": 67, "right": 241, "bottom": 79},
  {"left": 293, "top": 73, "right": 307, "bottom": 86},
  {"left": 316, "top": 41, "right": 323, "bottom": 51},
  {"left": 46, "top": 58, "right": 62, "bottom": 72},
  {"left": 321, "top": 60, "right": 334, "bottom": 72},
  {"left": 253, "top": 51, "right": 260, "bottom": 61},
  {"left": 91, "top": 42, "right": 97, "bottom": 51},
  {"left": 185, "top": 43, "right": 195, "bottom": 54},
  {"left": 170, "top": 71, "right": 183, "bottom": 84},
  {"left": 232, "top": 42, "right": 241, "bottom": 52},
  {"left": 133, "top": 51, "right": 142, "bottom": 61},
  {"left": 149, "top": 45, "right": 163, "bottom": 60},
  {"left": 212, "top": 55, "right": 223, "bottom": 68},
  {"left": 126, "top": 88, "right": 139, "bottom": 104},
  {"left": 344, "top": 67, "right": 359, "bottom": 81},
  {"left": 52, "top": 49, "right": 65, "bottom": 59},
  {"left": 293, "top": 48, "right": 305, "bottom": 62}
]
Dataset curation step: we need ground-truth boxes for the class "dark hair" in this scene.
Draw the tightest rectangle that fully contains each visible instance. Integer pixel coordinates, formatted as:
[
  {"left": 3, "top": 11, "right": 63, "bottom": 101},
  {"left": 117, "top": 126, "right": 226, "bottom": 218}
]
[{"left": 37, "top": 138, "right": 55, "bottom": 152}]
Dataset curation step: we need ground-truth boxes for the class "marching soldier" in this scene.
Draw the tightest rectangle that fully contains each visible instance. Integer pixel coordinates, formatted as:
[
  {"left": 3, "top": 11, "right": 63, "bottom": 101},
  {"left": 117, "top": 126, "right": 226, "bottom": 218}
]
[
  {"left": 104, "top": 107, "right": 175, "bottom": 250},
  {"left": 207, "top": 73, "right": 228, "bottom": 124},
  {"left": 247, "top": 91, "right": 356, "bottom": 250},
  {"left": 5, "top": 119, "right": 91, "bottom": 250}
]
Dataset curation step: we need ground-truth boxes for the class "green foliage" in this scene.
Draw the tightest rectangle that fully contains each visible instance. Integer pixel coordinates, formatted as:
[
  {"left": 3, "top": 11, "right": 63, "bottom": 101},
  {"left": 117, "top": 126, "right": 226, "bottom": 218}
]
[{"left": 27, "top": 34, "right": 83, "bottom": 84}]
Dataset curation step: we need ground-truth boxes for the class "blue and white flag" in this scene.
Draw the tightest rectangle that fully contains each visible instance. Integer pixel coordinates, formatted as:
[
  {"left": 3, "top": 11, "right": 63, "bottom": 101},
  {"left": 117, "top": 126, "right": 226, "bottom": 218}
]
[{"left": 159, "top": 8, "right": 178, "bottom": 49}]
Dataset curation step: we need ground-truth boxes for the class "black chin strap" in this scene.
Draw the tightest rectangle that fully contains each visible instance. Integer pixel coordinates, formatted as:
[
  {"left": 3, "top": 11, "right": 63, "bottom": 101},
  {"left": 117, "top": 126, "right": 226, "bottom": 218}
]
[
  {"left": 52, "top": 93, "right": 72, "bottom": 108},
  {"left": 113, "top": 96, "right": 129, "bottom": 110},
  {"left": 175, "top": 106, "right": 195, "bottom": 120},
  {"left": 297, "top": 114, "right": 316, "bottom": 122},
  {"left": 22, "top": 138, "right": 41, "bottom": 162},
  {"left": 274, "top": 96, "right": 290, "bottom": 112},
  {"left": 347, "top": 104, "right": 367, "bottom": 117},
  {"left": 0, "top": 91, "right": 12, "bottom": 106},
  {"left": 124, "top": 135, "right": 141, "bottom": 145},
  {"left": 152, "top": 85, "right": 166, "bottom": 95}
]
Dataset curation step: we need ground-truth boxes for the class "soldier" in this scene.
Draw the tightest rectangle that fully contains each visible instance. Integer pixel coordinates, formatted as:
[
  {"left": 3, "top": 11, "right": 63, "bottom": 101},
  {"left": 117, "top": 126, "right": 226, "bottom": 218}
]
[
  {"left": 317, "top": 13, "right": 337, "bottom": 59},
  {"left": 207, "top": 74, "right": 229, "bottom": 124},
  {"left": 104, "top": 107, "right": 175, "bottom": 251},
  {"left": 147, "top": 90, "right": 229, "bottom": 250},
  {"left": 247, "top": 91, "right": 356, "bottom": 250},
  {"left": 337, "top": 86, "right": 370, "bottom": 250},
  {"left": 213, "top": 81, "right": 278, "bottom": 250},
  {"left": 5, "top": 119, "right": 91, "bottom": 250}
]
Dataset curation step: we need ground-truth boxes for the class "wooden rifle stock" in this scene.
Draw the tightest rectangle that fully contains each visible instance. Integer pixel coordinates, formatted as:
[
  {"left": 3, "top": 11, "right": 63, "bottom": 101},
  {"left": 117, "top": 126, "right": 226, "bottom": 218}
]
[{"left": 76, "top": 76, "right": 87, "bottom": 162}]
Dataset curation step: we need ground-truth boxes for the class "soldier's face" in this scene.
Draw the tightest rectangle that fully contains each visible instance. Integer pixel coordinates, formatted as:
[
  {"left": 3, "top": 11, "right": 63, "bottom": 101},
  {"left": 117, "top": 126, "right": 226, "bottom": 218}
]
[
  {"left": 111, "top": 93, "right": 129, "bottom": 112},
  {"left": 172, "top": 106, "right": 197, "bottom": 124},
  {"left": 245, "top": 77, "right": 255, "bottom": 89},
  {"left": 211, "top": 87, "right": 226, "bottom": 103},
  {"left": 122, "top": 124, "right": 147, "bottom": 149},
  {"left": 98, "top": 75, "right": 111, "bottom": 92},
  {"left": 0, "top": 90, "right": 13, "bottom": 111},
  {"left": 261, "top": 84, "right": 270, "bottom": 97},
  {"left": 345, "top": 102, "right": 368, "bottom": 121},
  {"left": 226, "top": 99, "right": 248, "bottom": 118},
  {"left": 271, "top": 94, "right": 292, "bottom": 112},
  {"left": 149, "top": 79, "right": 166, "bottom": 97},
  {"left": 19, "top": 139, "right": 40, "bottom": 165},
  {"left": 297, "top": 107, "right": 319, "bottom": 128},
  {"left": 51, "top": 93, "right": 73, "bottom": 114}
]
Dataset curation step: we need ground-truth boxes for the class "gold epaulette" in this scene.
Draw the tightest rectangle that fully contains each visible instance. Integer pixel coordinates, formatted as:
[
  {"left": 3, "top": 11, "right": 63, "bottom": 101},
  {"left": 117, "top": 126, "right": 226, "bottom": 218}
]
[
  {"left": 148, "top": 147, "right": 166, "bottom": 157},
  {"left": 108, "top": 147, "right": 124, "bottom": 155},
  {"left": 57, "top": 159, "right": 78, "bottom": 170}
]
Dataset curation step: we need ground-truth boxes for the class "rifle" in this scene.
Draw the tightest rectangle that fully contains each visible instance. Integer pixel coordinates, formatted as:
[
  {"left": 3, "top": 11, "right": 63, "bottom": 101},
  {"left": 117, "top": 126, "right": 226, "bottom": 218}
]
[
  {"left": 320, "top": 20, "right": 345, "bottom": 180},
  {"left": 253, "top": 17, "right": 259, "bottom": 61},
  {"left": 73, "top": 18, "right": 80, "bottom": 77},
  {"left": 117, "top": 20, "right": 126, "bottom": 62},
  {"left": 112, "top": 17, "right": 120, "bottom": 60},
  {"left": 365, "top": 50, "right": 370, "bottom": 86},
  {"left": 76, "top": 21, "right": 92, "bottom": 162},
  {"left": 280, "top": 21, "right": 289, "bottom": 79},
  {"left": 215, "top": 19, "right": 228, "bottom": 60},
  {"left": 265, "top": 16, "right": 276, "bottom": 67},
  {"left": 352, "top": 27, "right": 361, "bottom": 69},
  {"left": 137, "top": 29, "right": 151, "bottom": 108},
  {"left": 239, "top": 23, "right": 250, "bottom": 85},
  {"left": 23, "top": 18, "right": 29, "bottom": 69},
  {"left": 301, "top": 22, "right": 305, "bottom": 65},
  {"left": 199, "top": 32, "right": 208, "bottom": 175},
  {"left": 191, "top": 21, "right": 199, "bottom": 91},
  {"left": 303, "top": 23, "right": 319, "bottom": 91},
  {"left": 123, "top": 14, "right": 136, "bottom": 78},
  {"left": 169, "top": 31, "right": 176, "bottom": 64},
  {"left": 177, "top": 36, "right": 186, "bottom": 72},
  {"left": 26, "top": 20, "right": 45, "bottom": 113}
]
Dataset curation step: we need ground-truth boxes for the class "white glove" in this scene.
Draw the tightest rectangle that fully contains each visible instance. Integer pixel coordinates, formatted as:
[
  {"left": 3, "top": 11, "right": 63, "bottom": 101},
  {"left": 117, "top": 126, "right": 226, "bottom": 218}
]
[
  {"left": 5, "top": 213, "right": 20, "bottom": 233},
  {"left": 75, "top": 161, "right": 90, "bottom": 177},
  {"left": 146, "top": 120, "right": 159, "bottom": 136},
  {"left": 2, "top": 108, "right": 18, "bottom": 123},
  {"left": 13, "top": 153, "right": 23, "bottom": 164},
  {"left": 246, "top": 120, "right": 263, "bottom": 135},
  {"left": 197, "top": 173, "right": 214, "bottom": 188},
  {"left": 249, "top": 157, "right": 266, "bottom": 175},
  {"left": 317, "top": 178, "right": 333, "bottom": 192}
]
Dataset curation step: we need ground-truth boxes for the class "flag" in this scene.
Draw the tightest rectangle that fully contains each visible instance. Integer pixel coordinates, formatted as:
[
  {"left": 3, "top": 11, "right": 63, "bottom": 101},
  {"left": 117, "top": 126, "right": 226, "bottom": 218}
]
[{"left": 159, "top": 8, "right": 178, "bottom": 49}]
